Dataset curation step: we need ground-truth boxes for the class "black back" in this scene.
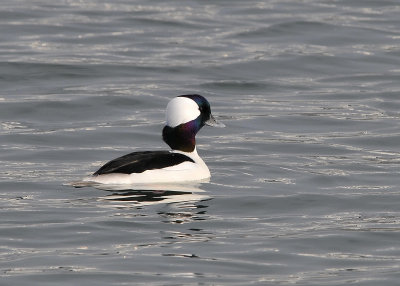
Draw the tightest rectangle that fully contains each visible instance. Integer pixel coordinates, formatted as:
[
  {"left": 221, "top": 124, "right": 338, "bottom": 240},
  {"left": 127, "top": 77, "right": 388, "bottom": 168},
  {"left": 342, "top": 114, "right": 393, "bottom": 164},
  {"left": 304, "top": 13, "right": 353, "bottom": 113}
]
[{"left": 93, "top": 151, "right": 195, "bottom": 175}]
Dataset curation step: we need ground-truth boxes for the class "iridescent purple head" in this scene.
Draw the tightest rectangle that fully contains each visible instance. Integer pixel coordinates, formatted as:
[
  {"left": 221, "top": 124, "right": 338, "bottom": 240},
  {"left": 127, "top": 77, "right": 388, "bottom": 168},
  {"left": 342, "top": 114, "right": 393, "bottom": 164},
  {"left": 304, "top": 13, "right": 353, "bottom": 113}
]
[{"left": 162, "top": 94, "right": 224, "bottom": 152}]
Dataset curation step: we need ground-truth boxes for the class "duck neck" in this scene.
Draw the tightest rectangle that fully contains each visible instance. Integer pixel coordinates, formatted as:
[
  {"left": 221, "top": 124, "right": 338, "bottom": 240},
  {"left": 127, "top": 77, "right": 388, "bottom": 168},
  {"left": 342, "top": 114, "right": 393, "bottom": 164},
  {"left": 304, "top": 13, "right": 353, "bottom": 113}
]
[{"left": 162, "top": 120, "right": 202, "bottom": 153}]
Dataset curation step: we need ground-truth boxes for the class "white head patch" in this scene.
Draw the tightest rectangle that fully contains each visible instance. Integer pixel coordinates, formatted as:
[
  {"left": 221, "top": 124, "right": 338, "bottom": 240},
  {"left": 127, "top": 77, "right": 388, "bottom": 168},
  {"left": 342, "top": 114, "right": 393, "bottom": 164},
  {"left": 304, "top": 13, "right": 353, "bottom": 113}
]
[{"left": 166, "top": 97, "right": 200, "bottom": 127}]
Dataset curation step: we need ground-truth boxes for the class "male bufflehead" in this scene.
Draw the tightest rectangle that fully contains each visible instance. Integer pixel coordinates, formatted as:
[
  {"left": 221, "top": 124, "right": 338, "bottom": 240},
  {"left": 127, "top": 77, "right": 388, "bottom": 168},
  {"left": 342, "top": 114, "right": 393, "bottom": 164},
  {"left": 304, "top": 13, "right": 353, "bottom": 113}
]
[{"left": 84, "top": 94, "right": 224, "bottom": 185}]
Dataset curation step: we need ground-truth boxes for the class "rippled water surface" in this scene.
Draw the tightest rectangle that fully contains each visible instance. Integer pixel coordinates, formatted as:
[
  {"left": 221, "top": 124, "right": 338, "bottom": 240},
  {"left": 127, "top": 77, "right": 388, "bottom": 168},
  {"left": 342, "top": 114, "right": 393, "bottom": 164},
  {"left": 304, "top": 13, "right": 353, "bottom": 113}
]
[{"left": 1, "top": 0, "right": 400, "bottom": 285}]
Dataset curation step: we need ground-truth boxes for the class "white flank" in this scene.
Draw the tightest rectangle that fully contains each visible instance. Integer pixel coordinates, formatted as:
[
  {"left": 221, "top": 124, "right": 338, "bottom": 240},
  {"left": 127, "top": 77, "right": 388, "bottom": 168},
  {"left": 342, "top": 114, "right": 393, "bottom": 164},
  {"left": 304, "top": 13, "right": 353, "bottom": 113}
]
[{"left": 83, "top": 148, "right": 210, "bottom": 185}]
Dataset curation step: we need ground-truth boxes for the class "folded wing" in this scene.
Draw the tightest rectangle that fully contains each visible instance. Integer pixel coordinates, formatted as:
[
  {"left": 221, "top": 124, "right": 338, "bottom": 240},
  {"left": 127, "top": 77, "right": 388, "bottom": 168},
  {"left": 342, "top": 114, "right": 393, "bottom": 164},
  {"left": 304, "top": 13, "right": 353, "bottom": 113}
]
[{"left": 93, "top": 151, "right": 195, "bottom": 175}]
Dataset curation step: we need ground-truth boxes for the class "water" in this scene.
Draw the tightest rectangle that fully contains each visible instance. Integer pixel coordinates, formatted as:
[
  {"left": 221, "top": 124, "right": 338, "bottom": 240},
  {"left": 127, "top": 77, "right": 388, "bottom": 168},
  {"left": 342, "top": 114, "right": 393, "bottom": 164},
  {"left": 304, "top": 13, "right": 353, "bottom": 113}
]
[{"left": 1, "top": 0, "right": 400, "bottom": 285}]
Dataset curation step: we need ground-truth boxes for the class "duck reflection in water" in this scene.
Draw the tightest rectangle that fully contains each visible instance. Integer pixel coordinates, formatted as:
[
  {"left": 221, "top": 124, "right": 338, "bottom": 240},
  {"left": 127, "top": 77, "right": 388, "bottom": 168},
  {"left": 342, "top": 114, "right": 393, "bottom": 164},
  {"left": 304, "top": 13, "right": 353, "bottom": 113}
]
[
  {"left": 98, "top": 184, "right": 211, "bottom": 225},
  {"left": 73, "top": 181, "right": 210, "bottom": 207}
]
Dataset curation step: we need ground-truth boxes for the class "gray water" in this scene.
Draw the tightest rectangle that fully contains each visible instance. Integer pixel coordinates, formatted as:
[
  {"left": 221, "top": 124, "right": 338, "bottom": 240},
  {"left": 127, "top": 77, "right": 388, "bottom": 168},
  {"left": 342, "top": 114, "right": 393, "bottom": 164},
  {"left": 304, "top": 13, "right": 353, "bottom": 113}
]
[{"left": 1, "top": 0, "right": 400, "bottom": 285}]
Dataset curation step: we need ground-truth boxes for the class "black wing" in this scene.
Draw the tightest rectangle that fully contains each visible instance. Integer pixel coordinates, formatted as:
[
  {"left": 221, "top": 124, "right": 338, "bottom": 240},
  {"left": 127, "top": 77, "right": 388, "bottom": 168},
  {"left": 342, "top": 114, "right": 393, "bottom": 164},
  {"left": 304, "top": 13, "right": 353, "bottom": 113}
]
[{"left": 93, "top": 151, "right": 194, "bottom": 175}]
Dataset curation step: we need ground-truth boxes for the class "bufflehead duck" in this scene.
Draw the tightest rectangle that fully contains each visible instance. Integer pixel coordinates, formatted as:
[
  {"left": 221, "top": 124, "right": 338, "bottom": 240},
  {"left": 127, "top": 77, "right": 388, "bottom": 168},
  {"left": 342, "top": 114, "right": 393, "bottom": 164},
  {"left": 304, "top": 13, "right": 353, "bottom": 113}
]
[{"left": 84, "top": 94, "right": 224, "bottom": 185}]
